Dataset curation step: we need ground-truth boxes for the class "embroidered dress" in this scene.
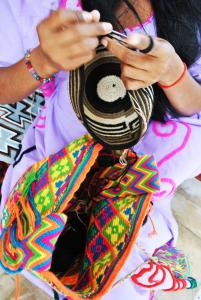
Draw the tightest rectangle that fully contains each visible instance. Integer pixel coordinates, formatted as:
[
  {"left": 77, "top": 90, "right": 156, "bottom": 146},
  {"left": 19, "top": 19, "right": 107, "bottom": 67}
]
[{"left": 0, "top": 0, "right": 201, "bottom": 299}]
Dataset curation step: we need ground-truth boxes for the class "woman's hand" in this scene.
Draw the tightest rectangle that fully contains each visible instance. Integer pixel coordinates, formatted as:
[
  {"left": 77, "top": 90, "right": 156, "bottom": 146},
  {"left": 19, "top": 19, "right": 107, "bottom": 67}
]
[
  {"left": 102, "top": 33, "right": 184, "bottom": 90},
  {"left": 31, "top": 9, "right": 113, "bottom": 77}
]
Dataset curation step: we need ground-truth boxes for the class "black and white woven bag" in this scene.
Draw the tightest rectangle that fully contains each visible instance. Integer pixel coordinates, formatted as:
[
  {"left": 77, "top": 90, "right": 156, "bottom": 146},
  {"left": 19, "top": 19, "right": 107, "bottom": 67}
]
[{"left": 69, "top": 46, "right": 154, "bottom": 150}]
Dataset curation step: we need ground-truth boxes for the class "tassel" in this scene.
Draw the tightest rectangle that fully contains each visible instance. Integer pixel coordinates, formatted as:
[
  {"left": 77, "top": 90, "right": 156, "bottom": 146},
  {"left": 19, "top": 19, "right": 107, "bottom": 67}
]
[
  {"left": 7, "top": 193, "right": 36, "bottom": 241},
  {"left": 147, "top": 205, "right": 158, "bottom": 238},
  {"left": 119, "top": 149, "right": 129, "bottom": 166},
  {"left": 15, "top": 275, "right": 20, "bottom": 300},
  {"left": 148, "top": 214, "right": 158, "bottom": 238}
]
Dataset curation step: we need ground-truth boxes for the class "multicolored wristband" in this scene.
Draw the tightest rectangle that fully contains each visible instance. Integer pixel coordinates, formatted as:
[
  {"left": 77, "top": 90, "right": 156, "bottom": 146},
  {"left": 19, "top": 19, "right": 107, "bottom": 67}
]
[
  {"left": 158, "top": 62, "right": 187, "bottom": 89},
  {"left": 25, "top": 49, "right": 56, "bottom": 84}
]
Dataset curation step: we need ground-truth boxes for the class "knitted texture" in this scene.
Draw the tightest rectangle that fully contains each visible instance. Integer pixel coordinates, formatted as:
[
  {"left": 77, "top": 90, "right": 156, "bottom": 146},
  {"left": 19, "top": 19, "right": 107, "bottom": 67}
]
[{"left": 0, "top": 134, "right": 161, "bottom": 299}]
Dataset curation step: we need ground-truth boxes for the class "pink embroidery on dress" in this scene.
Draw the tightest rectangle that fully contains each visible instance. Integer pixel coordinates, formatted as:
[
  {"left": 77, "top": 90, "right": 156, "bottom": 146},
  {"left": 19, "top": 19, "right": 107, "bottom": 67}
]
[
  {"left": 59, "top": 0, "right": 67, "bottom": 9},
  {"left": 64, "top": 0, "right": 82, "bottom": 10},
  {"left": 41, "top": 81, "right": 56, "bottom": 97},
  {"left": 152, "top": 121, "right": 192, "bottom": 199},
  {"left": 35, "top": 106, "right": 47, "bottom": 129},
  {"left": 126, "top": 13, "right": 154, "bottom": 33},
  {"left": 156, "top": 122, "right": 191, "bottom": 168},
  {"left": 153, "top": 178, "right": 176, "bottom": 198},
  {"left": 38, "top": 115, "right": 46, "bottom": 121},
  {"left": 77, "top": 0, "right": 82, "bottom": 8},
  {"left": 153, "top": 121, "right": 177, "bottom": 138}
]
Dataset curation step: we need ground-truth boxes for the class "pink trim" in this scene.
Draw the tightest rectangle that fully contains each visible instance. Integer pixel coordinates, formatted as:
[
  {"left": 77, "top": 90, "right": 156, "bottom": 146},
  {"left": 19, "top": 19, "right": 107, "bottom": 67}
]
[
  {"left": 59, "top": 0, "right": 67, "bottom": 9},
  {"left": 38, "top": 116, "right": 46, "bottom": 121},
  {"left": 126, "top": 12, "right": 154, "bottom": 32},
  {"left": 157, "top": 122, "right": 191, "bottom": 168},
  {"left": 35, "top": 124, "right": 46, "bottom": 129},
  {"left": 153, "top": 121, "right": 177, "bottom": 138},
  {"left": 76, "top": 0, "right": 82, "bottom": 8},
  {"left": 152, "top": 121, "right": 191, "bottom": 199},
  {"left": 153, "top": 178, "right": 176, "bottom": 198},
  {"left": 152, "top": 121, "right": 192, "bottom": 167}
]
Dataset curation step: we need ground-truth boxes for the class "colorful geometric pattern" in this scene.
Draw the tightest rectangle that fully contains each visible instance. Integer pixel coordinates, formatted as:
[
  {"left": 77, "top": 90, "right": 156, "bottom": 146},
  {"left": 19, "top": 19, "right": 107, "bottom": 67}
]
[
  {"left": 131, "top": 244, "right": 198, "bottom": 291},
  {"left": 132, "top": 260, "right": 197, "bottom": 291},
  {"left": 0, "top": 134, "right": 160, "bottom": 299},
  {"left": 0, "top": 134, "right": 101, "bottom": 274},
  {"left": 40, "top": 152, "right": 160, "bottom": 298},
  {"left": 0, "top": 213, "right": 66, "bottom": 274},
  {"left": 69, "top": 154, "right": 160, "bottom": 298},
  {"left": 112, "top": 244, "right": 197, "bottom": 292}
]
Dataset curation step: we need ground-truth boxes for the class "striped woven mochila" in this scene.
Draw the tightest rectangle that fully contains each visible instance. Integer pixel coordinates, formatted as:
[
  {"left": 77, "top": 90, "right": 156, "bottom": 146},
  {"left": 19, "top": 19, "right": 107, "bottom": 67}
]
[{"left": 69, "top": 46, "right": 154, "bottom": 150}]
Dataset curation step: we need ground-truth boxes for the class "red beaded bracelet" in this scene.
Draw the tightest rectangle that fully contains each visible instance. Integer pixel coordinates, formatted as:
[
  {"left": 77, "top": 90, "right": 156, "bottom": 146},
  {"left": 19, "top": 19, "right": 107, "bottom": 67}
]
[{"left": 158, "top": 62, "right": 187, "bottom": 89}]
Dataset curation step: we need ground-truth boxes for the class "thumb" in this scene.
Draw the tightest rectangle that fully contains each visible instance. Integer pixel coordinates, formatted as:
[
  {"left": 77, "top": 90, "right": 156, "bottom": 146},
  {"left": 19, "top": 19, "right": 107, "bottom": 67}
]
[{"left": 127, "top": 33, "right": 156, "bottom": 54}]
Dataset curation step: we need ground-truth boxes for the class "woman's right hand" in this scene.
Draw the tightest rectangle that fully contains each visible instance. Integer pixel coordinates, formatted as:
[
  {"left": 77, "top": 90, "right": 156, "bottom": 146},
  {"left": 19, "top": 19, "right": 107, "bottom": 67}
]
[{"left": 32, "top": 9, "right": 113, "bottom": 77}]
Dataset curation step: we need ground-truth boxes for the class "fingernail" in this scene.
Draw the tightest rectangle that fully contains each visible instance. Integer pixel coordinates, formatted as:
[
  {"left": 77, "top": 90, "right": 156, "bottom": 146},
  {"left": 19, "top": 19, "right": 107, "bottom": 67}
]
[
  {"left": 127, "top": 34, "right": 141, "bottom": 45},
  {"left": 101, "top": 38, "right": 108, "bottom": 47},
  {"left": 91, "top": 10, "right": 100, "bottom": 18},
  {"left": 102, "top": 22, "right": 113, "bottom": 32},
  {"left": 82, "top": 11, "right": 92, "bottom": 22}
]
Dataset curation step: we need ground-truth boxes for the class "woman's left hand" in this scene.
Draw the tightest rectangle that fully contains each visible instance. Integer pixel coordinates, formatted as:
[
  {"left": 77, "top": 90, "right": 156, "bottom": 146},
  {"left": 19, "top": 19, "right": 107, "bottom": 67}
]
[{"left": 102, "top": 33, "right": 184, "bottom": 90}]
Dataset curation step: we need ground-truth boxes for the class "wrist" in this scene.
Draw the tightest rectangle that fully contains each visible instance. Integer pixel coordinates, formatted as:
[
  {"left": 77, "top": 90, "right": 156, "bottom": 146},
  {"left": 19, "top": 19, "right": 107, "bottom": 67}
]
[
  {"left": 158, "top": 54, "right": 185, "bottom": 87},
  {"left": 31, "top": 47, "right": 60, "bottom": 78}
]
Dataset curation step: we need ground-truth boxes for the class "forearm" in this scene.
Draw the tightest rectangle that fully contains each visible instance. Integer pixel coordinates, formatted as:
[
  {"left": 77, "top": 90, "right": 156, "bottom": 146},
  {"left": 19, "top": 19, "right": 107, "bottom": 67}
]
[
  {"left": 161, "top": 70, "right": 201, "bottom": 116},
  {"left": 0, "top": 47, "right": 56, "bottom": 104}
]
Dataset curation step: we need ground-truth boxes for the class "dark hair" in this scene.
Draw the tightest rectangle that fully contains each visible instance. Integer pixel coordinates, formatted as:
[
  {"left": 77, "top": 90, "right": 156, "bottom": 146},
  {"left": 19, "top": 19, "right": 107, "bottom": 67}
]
[{"left": 81, "top": 0, "right": 201, "bottom": 122}]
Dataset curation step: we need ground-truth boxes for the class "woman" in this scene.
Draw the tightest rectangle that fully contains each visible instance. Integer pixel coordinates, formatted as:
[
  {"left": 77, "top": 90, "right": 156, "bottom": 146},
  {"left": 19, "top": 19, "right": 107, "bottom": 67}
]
[{"left": 0, "top": 0, "right": 201, "bottom": 299}]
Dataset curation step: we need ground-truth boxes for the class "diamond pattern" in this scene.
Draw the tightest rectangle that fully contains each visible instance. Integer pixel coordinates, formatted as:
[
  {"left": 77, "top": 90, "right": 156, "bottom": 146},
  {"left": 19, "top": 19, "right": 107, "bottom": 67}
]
[
  {"left": 103, "top": 215, "right": 127, "bottom": 247},
  {"left": 0, "top": 137, "right": 160, "bottom": 299},
  {"left": 96, "top": 205, "right": 115, "bottom": 228},
  {"left": 88, "top": 236, "right": 109, "bottom": 261}
]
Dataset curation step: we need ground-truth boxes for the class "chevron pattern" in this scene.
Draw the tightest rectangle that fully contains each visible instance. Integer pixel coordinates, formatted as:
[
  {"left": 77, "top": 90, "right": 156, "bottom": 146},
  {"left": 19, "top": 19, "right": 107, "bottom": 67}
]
[
  {"left": 23, "top": 214, "right": 67, "bottom": 272},
  {"left": 0, "top": 134, "right": 101, "bottom": 274},
  {"left": 129, "top": 155, "right": 160, "bottom": 193},
  {"left": 97, "top": 154, "right": 160, "bottom": 201},
  {"left": 132, "top": 259, "right": 197, "bottom": 291},
  {"left": 69, "top": 153, "right": 160, "bottom": 298},
  {"left": 0, "top": 135, "right": 161, "bottom": 299},
  {"left": 0, "top": 214, "right": 66, "bottom": 273},
  {"left": 1, "top": 134, "right": 98, "bottom": 230}
]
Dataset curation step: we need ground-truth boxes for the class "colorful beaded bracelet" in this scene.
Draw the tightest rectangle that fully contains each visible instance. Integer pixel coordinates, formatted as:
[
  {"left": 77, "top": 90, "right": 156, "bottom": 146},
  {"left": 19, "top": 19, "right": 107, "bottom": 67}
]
[{"left": 25, "top": 49, "right": 55, "bottom": 84}]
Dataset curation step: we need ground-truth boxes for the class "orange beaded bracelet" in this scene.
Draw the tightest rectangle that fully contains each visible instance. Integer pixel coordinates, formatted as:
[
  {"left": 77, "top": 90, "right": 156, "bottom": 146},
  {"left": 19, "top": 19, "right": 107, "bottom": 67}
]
[{"left": 158, "top": 62, "right": 187, "bottom": 89}]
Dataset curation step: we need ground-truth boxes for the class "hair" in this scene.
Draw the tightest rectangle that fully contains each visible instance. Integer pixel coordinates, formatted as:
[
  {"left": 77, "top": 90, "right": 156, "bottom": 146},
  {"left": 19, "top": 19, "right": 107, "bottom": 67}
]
[{"left": 81, "top": 0, "right": 201, "bottom": 122}]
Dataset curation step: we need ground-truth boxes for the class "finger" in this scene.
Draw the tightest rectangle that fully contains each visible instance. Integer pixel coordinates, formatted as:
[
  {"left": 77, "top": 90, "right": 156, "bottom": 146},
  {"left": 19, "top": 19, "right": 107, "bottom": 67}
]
[
  {"left": 127, "top": 33, "right": 171, "bottom": 58},
  {"left": 63, "top": 51, "right": 96, "bottom": 70},
  {"left": 59, "top": 37, "right": 99, "bottom": 57},
  {"left": 121, "top": 76, "right": 148, "bottom": 91},
  {"left": 121, "top": 64, "right": 153, "bottom": 84},
  {"left": 74, "top": 22, "right": 113, "bottom": 37},
  {"left": 91, "top": 10, "right": 101, "bottom": 22},
  {"left": 102, "top": 37, "right": 152, "bottom": 70},
  {"left": 58, "top": 22, "right": 112, "bottom": 44},
  {"left": 67, "top": 49, "right": 96, "bottom": 61},
  {"left": 47, "top": 10, "right": 94, "bottom": 31}
]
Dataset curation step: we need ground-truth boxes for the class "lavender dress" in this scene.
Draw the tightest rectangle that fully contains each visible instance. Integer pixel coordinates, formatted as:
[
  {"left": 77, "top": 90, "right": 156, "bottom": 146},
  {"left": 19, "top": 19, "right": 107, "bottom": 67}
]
[{"left": 0, "top": 0, "right": 201, "bottom": 299}]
